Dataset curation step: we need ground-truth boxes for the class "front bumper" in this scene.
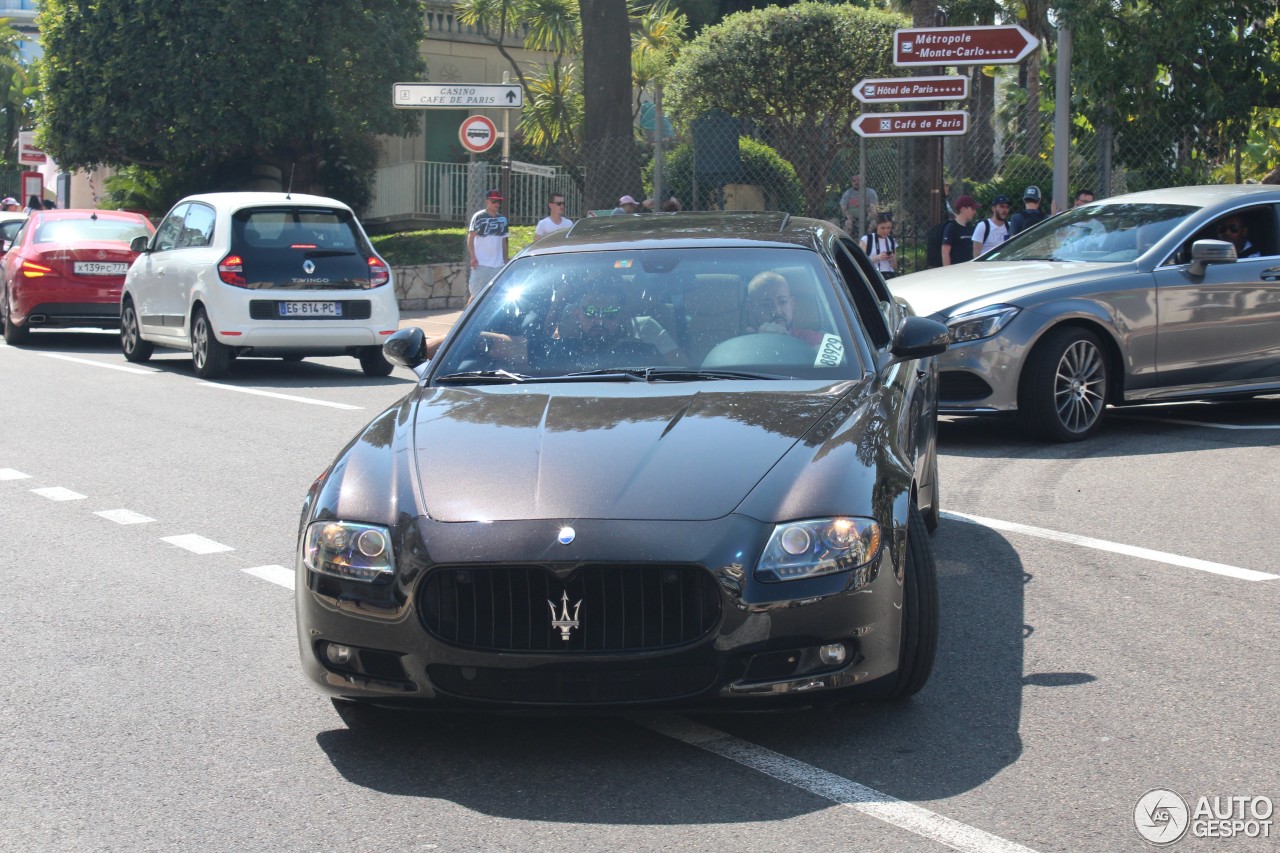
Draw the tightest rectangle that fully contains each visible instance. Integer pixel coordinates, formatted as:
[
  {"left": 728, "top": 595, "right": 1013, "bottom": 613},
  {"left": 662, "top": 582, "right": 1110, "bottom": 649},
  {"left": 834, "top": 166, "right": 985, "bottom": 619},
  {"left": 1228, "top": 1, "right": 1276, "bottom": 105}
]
[
  {"left": 296, "top": 515, "right": 907, "bottom": 709},
  {"left": 934, "top": 323, "right": 1032, "bottom": 414}
]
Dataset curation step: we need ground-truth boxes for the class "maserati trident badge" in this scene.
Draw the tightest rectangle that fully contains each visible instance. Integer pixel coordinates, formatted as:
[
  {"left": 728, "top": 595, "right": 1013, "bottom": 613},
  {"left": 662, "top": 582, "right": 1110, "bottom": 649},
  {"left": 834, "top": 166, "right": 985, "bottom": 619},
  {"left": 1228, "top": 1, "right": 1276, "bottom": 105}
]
[
  {"left": 302, "top": 259, "right": 316, "bottom": 274},
  {"left": 548, "top": 591, "right": 581, "bottom": 641}
]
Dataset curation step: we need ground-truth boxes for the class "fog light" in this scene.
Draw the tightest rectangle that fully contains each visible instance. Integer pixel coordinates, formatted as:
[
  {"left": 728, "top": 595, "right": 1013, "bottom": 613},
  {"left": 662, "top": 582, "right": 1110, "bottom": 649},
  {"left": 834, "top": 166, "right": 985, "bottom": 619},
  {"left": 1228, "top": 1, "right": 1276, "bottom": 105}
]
[
  {"left": 818, "top": 643, "right": 847, "bottom": 665},
  {"left": 325, "top": 643, "right": 353, "bottom": 665}
]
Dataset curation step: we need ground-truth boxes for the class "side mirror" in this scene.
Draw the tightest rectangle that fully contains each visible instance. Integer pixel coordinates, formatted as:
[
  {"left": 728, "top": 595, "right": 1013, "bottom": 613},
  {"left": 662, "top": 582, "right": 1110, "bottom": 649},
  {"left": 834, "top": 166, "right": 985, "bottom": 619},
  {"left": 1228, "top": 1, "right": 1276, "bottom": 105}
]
[
  {"left": 383, "top": 326, "right": 429, "bottom": 368},
  {"left": 130, "top": 234, "right": 151, "bottom": 253},
  {"left": 1188, "top": 238, "right": 1236, "bottom": 277},
  {"left": 889, "top": 315, "right": 949, "bottom": 363}
]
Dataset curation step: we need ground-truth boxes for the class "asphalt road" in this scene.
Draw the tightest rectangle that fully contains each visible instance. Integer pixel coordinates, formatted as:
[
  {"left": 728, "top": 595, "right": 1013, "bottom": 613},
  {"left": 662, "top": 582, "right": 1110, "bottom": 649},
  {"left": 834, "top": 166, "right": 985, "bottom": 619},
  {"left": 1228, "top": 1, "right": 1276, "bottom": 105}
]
[{"left": 2, "top": 328, "right": 1277, "bottom": 853}]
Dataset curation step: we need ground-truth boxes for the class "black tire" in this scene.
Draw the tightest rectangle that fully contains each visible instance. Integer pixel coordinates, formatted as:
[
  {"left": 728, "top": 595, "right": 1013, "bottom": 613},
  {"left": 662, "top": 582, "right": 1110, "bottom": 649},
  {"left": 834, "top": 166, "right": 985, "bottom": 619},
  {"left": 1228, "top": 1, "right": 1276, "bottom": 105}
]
[
  {"left": 1017, "top": 326, "right": 1109, "bottom": 442},
  {"left": 921, "top": 448, "right": 941, "bottom": 534},
  {"left": 3, "top": 289, "right": 29, "bottom": 345},
  {"left": 120, "top": 299, "right": 153, "bottom": 363},
  {"left": 860, "top": 504, "right": 939, "bottom": 701},
  {"left": 358, "top": 346, "right": 394, "bottom": 377},
  {"left": 190, "top": 307, "right": 231, "bottom": 378}
]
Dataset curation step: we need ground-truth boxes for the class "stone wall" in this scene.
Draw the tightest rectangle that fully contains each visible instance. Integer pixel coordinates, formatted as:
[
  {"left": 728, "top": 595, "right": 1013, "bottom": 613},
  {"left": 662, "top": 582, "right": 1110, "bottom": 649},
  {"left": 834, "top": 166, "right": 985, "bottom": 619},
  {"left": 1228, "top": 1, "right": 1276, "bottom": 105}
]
[{"left": 394, "top": 262, "right": 469, "bottom": 310}]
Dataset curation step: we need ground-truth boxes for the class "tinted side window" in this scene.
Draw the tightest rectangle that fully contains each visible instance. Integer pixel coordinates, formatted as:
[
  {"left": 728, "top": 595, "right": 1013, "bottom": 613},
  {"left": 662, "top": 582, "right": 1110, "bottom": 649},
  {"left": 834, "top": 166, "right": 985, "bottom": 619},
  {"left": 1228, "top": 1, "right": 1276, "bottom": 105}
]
[
  {"left": 830, "top": 241, "right": 891, "bottom": 348},
  {"left": 154, "top": 203, "right": 190, "bottom": 252},
  {"left": 180, "top": 203, "right": 216, "bottom": 248}
]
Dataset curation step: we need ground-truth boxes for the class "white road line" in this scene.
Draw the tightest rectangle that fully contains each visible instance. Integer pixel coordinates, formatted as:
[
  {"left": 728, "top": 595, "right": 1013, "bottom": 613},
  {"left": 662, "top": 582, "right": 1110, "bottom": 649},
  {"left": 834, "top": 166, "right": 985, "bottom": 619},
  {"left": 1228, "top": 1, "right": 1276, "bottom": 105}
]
[
  {"left": 638, "top": 716, "right": 1040, "bottom": 853},
  {"left": 161, "top": 534, "right": 234, "bottom": 555},
  {"left": 0, "top": 468, "right": 32, "bottom": 480},
  {"left": 23, "top": 351, "right": 158, "bottom": 375},
  {"left": 199, "top": 381, "right": 363, "bottom": 410},
  {"left": 1119, "top": 414, "right": 1280, "bottom": 431},
  {"left": 243, "top": 564, "right": 295, "bottom": 590},
  {"left": 94, "top": 509, "right": 157, "bottom": 525},
  {"left": 31, "top": 487, "right": 86, "bottom": 501},
  {"left": 943, "top": 511, "right": 1278, "bottom": 582}
]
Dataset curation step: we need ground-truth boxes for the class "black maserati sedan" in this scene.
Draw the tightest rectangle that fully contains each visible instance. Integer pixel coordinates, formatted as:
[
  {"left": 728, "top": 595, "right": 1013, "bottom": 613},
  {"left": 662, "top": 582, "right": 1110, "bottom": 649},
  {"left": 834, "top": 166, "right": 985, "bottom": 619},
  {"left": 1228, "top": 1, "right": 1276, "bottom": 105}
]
[{"left": 296, "top": 212, "right": 948, "bottom": 712}]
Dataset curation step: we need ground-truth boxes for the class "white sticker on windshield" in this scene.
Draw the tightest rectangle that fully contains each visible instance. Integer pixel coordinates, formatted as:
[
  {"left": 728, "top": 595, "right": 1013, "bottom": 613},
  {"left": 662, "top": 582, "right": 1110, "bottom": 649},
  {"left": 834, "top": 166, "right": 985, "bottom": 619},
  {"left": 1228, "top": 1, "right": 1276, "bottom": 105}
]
[{"left": 815, "top": 333, "right": 845, "bottom": 367}]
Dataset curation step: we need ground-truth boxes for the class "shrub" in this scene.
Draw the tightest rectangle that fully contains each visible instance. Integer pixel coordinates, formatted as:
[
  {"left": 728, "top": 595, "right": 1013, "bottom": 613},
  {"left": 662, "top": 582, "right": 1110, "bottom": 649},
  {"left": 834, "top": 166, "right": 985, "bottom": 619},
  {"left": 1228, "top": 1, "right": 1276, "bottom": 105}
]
[{"left": 646, "top": 136, "right": 805, "bottom": 214}]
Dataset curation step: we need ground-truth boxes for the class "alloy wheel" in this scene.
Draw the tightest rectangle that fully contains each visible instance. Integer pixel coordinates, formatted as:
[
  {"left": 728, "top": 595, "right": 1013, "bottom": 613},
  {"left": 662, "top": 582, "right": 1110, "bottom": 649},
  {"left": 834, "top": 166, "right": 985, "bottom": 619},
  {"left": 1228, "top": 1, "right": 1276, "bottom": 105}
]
[{"left": 1053, "top": 339, "right": 1106, "bottom": 434}]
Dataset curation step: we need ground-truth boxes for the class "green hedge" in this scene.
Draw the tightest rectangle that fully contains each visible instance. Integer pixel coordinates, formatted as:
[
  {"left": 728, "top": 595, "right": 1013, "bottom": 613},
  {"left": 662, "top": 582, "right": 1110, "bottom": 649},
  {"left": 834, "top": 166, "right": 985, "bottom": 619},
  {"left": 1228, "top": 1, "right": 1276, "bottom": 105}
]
[{"left": 371, "top": 226, "right": 537, "bottom": 267}]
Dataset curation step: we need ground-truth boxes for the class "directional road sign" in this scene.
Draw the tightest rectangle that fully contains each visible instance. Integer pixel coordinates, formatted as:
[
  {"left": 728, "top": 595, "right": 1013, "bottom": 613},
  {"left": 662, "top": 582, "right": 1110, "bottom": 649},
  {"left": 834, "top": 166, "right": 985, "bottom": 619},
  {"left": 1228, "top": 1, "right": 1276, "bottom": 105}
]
[
  {"left": 853, "top": 75, "right": 969, "bottom": 104},
  {"left": 459, "top": 115, "right": 498, "bottom": 153},
  {"left": 394, "top": 82, "right": 523, "bottom": 109},
  {"left": 852, "top": 111, "right": 969, "bottom": 138},
  {"left": 511, "top": 160, "right": 557, "bottom": 179},
  {"left": 893, "top": 25, "right": 1039, "bottom": 67}
]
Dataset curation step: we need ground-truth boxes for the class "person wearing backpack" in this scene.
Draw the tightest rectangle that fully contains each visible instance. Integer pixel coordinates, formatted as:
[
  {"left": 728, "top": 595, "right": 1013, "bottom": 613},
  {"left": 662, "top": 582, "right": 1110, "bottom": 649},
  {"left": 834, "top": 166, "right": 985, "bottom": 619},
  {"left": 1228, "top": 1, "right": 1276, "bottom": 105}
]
[
  {"left": 861, "top": 213, "right": 898, "bottom": 279},
  {"left": 941, "top": 196, "right": 979, "bottom": 265},
  {"left": 972, "top": 195, "right": 1011, "bottom": 256},
  {"left": 1008, "top": 186, "right": 1047, "bottom": 236}
]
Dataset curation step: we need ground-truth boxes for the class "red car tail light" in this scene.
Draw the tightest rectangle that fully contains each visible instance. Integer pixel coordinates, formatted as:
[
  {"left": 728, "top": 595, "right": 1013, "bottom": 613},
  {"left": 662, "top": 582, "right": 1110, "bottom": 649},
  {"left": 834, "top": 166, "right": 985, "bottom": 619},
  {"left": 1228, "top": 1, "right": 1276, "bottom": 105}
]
[
  {"left": 21, "top": 259, "right": 52, "bottom": 278},
  {"left": 368, "top": 256, "right": 389, "bottom": 288},
  {"left": 218, "top": 254, "right": 247, "bottom": 287}
]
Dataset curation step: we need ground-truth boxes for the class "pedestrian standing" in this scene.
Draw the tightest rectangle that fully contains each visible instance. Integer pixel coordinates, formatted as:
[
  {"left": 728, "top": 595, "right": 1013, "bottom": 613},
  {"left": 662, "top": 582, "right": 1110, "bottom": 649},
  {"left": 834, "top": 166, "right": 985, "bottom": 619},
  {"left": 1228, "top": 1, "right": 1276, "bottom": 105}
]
[
  {"left": 535, "top": 192, "right": 573, "bottom": 239},
  {"left": 840, "top": 175, "right": 879, "bottom": 235},
  {"left": 24, "top": 194, "right": 41, "bottom": 215},
  {"left": 860, "top": 213, "right": 898, "bottom": 279},
  {"left": 1008, "top": 186, "right": 1047, "bottom": 236},
  {"left": 972, "top": 195, "right": 1011, "bottom": 256},
  {"left": 942, "top": 196, "right": 979, "bottom": 265},
  {"left": 467, "top": 189, "right": 509, "bottom": 302}
]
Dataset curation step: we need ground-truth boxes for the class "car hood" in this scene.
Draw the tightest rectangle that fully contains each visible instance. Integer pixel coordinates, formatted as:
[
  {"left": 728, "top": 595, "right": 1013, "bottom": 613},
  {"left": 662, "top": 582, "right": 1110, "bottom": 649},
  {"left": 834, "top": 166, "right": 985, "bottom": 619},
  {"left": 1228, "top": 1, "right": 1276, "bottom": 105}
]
[
  {"left": 412, "top": 382, "right": 852, "bottom": 522},
  {"left": 892, "top": 261, "right": 1134, "bottom": 318}
]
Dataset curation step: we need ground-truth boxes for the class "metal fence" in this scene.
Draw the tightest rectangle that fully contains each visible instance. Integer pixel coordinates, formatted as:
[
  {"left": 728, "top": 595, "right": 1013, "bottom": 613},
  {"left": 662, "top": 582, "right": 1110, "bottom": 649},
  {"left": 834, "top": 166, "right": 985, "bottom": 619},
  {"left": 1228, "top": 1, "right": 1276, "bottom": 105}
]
[{"left": 366, "top": 160, "right": 588, "bottom": 227}]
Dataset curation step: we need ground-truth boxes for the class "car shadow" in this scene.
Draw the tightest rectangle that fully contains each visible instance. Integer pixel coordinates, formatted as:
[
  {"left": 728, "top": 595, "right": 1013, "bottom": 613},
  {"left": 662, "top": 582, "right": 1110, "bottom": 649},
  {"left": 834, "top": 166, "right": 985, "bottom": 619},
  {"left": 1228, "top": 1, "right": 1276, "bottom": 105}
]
[
  {"left": 314, "top": 517, "right": 1043, "bottom": 819},
  {"left": 939, "top": 394, "right": 1280, "bottom": 459}
]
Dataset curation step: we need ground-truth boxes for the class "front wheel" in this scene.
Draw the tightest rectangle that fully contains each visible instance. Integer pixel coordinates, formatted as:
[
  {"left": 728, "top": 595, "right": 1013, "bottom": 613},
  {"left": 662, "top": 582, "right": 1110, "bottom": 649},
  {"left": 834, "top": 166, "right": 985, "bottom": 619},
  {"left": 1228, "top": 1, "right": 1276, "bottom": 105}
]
[
  {"left": 3, "top": 289, "right": 29, "bottom": 345},
  {"left": 358, "top": 347, "right": 394, "bottom": 377},
  {"left": 120, "top": 299, "right": 153, "bottom": 363},
  {"left": 190, "top": 308, "right": 231, "bottom": 378},
  {"left": 1018, "top": 327, "right": 1109, "bottom": 442}
]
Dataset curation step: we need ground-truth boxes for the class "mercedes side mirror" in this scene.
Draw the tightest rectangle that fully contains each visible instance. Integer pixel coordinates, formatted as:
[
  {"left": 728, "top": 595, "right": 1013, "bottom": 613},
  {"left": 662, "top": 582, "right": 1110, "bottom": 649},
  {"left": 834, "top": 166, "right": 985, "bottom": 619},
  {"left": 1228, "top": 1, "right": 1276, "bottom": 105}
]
[{"left": 1188, "top": 239, "right": 1236, "bottom": 277}]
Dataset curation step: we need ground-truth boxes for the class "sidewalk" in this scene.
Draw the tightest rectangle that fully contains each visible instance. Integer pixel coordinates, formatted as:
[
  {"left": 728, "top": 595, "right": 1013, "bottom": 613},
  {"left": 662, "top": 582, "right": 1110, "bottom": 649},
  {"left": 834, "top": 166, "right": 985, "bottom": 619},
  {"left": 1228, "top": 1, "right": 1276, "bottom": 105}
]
[{"left": 398, "top": 307, "right": 465, "bottom": 340}]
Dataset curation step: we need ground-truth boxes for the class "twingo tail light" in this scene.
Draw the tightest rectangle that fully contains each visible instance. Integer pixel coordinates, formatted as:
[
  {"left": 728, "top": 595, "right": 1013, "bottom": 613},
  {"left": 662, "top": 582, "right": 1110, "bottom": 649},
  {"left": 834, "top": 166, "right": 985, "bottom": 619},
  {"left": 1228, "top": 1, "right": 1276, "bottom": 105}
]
[
  {"left": 218, "top": 254, "right": 246, "bottom": 287},
  {"left": 367, "top": 256, "right": 389, "bottom": 288}
]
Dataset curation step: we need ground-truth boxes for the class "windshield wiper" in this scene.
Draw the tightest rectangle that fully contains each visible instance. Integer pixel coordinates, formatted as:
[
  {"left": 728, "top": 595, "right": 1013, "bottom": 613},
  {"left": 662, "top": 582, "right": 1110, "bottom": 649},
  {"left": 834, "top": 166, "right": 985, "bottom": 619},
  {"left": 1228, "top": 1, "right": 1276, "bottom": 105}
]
[
  {"left": 555, "top": 367, "right": 778, "bottom": 382},
  {"left": 434, "top": 369, "right": 530, "bottom": 385}
]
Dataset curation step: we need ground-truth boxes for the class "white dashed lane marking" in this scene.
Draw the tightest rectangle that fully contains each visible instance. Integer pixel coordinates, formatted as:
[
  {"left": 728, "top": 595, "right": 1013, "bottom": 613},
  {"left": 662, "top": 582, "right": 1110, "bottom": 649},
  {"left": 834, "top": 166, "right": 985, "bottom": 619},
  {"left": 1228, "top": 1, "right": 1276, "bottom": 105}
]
[
  {"left": 161, "top": 534, "right": 234, "bottom": 555},
  {"left": 0, "top": 468, "right": 32, "bottom": 480},
  {"left": 94, "top": 509, "right": 157, "bottom": 525},
  {"left": 31, "top": 487, "right": 86, "bottom": 501},
  {"left": 200, "top": 381, "right": 364, "bottom": 410},
  {"left": 638, "top": 716, "right": 1041, "bottom": 853},
  {"left": 243, "top": 565, "right": 294, "bottom": 590},
  {"left": 25, "top": 352, "right": 159, "bottom": 375},
  {"left": 943, "top": 511, "right": 1278, "bottom": 581}
]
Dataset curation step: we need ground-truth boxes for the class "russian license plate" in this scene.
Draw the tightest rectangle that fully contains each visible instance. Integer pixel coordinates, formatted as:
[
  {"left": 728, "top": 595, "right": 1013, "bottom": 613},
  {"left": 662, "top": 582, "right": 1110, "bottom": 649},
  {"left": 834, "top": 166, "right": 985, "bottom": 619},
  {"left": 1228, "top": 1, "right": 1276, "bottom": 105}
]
[
  {"left": 73, "top": 261, "right": 129, "bottom": 275},
  {"left": 279, "top": 301, "right": 342, "bottom": 317}
]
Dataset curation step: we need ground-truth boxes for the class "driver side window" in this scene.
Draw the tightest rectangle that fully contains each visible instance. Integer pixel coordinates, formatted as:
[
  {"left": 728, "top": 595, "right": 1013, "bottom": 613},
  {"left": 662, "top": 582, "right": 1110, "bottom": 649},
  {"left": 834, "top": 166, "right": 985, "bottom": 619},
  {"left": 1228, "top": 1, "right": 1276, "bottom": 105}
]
[{"left": 153, "top": 203, "right": 190, "bottom": 252}]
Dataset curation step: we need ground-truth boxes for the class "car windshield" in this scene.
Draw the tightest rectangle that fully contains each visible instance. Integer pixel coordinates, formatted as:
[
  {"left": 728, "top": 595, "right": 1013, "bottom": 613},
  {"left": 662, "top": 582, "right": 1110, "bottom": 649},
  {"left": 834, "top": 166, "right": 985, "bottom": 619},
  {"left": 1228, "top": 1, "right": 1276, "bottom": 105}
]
[
  {"left": 982, "top": 203, "right": 1198, "bottom": 263},
  {"left": 35, "top": 218, "right": 150, "bottom": 244},
  {"left": 432, "top": 247, "right": 865, "bottom": 382}
]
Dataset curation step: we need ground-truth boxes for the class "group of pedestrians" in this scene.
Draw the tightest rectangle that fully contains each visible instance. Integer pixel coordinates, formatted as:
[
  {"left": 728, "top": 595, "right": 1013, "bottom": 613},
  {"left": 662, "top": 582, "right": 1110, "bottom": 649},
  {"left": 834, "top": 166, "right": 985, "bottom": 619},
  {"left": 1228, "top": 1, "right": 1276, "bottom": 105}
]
[{"left": 939, "top": 186, "right": 1092, "bottom": 265}]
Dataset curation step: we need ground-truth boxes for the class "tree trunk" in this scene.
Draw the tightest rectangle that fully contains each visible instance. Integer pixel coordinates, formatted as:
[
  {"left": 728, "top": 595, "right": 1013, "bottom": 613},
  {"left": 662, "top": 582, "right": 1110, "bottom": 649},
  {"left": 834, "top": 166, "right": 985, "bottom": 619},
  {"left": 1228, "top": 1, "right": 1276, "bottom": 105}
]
[
  {"left": 910, "top": 0, "right": 941, "bottom": 230},
  {"left": 579, "top": 0, "right": 639, "bottom": 210}
]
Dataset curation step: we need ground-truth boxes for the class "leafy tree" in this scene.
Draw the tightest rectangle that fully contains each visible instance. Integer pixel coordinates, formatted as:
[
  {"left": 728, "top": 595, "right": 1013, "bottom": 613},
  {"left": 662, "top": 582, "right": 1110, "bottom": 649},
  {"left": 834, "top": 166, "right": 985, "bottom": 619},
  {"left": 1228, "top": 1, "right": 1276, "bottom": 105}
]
[
  {"left": 35, "top": 0, "right": 425, "bottom": 210},
  {"left": 646, "top": 135, "right": 804, "bottom": 213},
  {"left": 0, "top": 19, "right": 34, "bottom": 168},
  {"left": 666, "top": 2, "right": 905, "bottom": 217}
]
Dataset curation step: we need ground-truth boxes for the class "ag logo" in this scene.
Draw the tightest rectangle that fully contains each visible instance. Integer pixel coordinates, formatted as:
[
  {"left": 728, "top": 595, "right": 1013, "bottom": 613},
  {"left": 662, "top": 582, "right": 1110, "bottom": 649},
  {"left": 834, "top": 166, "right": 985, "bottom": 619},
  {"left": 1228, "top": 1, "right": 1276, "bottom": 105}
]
[{"left": 1134, "top": 789, "right": 1189, "bottom": 845}]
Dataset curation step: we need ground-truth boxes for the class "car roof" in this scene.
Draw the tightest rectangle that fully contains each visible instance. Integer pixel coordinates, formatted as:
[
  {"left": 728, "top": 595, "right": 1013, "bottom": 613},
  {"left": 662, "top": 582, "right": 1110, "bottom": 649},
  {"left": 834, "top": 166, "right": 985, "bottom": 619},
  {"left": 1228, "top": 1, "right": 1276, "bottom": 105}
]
[
  {"left": 1090, "top": 184, "right": 1280, "bottom": 209},
  {"left": 520, "top": 212, "right": 838, "bottom": 255},
  {"left": 33, "top": 208, "right": 148, "bottom": 221},
  {"left": 175, "top": 191, "right": 354, "bottom": 214}
]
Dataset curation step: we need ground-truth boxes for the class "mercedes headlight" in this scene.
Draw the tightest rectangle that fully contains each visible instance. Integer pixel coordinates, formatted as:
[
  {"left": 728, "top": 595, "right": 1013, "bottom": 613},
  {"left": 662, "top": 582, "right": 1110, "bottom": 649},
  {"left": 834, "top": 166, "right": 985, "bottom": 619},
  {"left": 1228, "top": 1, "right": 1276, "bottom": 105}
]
[
  {"left": 755, "top": 517, "right": 882, "bottom": 582},
  {"left": 304, "top": 521, "right": 394, "bottom": 581},
  {"left": 946, "top": 305, "right": 1019, "bottom": 343}
]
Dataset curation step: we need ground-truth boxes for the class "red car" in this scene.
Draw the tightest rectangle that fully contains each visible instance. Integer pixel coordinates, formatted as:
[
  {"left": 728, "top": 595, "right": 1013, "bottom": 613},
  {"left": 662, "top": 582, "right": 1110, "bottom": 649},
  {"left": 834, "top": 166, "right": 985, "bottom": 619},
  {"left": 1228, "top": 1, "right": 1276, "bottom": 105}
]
[{"left": 1, "top": 209, "right": 154, "bottom": 344}]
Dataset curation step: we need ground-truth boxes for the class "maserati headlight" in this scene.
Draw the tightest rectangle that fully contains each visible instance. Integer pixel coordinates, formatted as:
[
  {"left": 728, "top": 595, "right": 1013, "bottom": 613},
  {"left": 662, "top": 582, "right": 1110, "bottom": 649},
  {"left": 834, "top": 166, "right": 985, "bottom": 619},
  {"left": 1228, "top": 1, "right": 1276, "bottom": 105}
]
[
  {"left": 946, "top": 304, "right": 1019, "bottom": 343},
  {"left": 304, "top": 521, "right": 395, "bottom": 581},
  {"left": 755, "top": 517, "right": 882, "bottom": 582}
]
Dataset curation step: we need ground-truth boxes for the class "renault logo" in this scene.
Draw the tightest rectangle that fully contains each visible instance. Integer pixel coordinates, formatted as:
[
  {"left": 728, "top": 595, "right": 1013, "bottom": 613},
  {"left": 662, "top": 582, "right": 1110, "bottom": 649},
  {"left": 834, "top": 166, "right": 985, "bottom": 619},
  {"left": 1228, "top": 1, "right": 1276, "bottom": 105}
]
[{"left": 302, "top": 259, "right": 316, "bottom": 274}]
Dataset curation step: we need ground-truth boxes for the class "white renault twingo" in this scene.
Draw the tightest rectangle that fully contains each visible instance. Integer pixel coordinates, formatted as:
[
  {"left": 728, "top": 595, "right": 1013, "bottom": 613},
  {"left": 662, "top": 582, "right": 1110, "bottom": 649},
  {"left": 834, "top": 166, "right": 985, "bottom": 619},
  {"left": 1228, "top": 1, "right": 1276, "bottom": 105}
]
[{"left": 120, "top": 192, "right": 399, "bottom": 377}]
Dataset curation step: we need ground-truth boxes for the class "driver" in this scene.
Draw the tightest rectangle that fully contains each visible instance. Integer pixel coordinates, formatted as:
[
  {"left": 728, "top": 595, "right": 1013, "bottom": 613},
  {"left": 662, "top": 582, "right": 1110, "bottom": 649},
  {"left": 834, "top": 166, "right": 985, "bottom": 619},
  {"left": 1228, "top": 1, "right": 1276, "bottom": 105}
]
[{"left": 744, "top": 271, "right": 823, "bottom": 347}]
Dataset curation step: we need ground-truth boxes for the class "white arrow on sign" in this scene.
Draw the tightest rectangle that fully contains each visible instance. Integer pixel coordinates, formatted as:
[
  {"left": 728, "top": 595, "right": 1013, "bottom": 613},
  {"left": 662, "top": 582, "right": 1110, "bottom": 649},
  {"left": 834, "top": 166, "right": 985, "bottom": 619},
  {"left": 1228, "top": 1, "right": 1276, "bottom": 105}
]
[
  {"left": 511, "top": 160, "right": 557, "bottom": 179},
  {"left": 393, "top": 82, "right": 523, "bottom": 109}
]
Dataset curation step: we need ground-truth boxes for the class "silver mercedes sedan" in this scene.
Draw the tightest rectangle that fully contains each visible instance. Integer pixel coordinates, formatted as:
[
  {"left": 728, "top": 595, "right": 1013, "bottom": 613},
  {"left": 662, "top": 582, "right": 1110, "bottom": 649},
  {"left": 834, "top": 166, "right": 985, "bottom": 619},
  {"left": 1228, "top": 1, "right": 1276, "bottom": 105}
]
[{"left": 892, "top": 185, "right": 1280, "bottom": 441}]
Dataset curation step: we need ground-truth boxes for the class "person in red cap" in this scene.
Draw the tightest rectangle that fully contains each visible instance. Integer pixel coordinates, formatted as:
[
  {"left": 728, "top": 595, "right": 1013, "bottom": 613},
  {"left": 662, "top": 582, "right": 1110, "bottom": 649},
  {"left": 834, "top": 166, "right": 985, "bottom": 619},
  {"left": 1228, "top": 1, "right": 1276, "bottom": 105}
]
[
  {"left": 942, "top": 195, "right": 979, "bottom": 265},
  {"left": 467, "top": 189, "right": 509, "bottom": 300}
]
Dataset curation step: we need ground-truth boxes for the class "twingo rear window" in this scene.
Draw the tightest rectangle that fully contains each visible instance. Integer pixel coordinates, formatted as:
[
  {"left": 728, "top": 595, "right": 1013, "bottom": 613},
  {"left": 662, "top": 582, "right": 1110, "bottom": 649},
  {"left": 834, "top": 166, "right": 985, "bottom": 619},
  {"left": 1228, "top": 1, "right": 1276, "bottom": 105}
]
[
  {"left": 232, "top": 207, "right": 366, "bottom": 253},
  {"left": 35, "top": 218, "right": 151, "bottom": 244}
]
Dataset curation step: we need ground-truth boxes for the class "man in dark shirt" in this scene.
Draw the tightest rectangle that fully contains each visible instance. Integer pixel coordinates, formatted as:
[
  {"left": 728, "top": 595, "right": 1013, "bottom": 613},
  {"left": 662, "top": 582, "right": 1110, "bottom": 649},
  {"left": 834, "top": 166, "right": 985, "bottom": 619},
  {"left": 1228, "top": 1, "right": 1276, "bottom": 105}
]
[
  {"left": 1008, "top": 186, "right": 1047, "bottom": 236},
  {"left": 942, "top": 196, "right": 978, "bottom": 265}
]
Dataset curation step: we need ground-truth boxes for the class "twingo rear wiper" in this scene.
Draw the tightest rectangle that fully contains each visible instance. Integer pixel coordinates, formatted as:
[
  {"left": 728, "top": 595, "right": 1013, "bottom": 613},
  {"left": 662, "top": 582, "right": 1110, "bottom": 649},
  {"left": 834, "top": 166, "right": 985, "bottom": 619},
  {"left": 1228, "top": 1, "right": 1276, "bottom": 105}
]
[{"left": 434, "top": 369, "right": 530, "bottom": 385}]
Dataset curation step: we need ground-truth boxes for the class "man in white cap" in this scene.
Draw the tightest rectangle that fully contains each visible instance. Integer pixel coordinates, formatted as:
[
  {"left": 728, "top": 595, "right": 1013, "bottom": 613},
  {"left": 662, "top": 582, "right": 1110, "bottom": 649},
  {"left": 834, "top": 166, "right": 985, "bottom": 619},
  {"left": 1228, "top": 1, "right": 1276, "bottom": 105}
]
[
  {"left": 612, "top": 195, "right": 639, "bottom": 215},
  {"left": 1, "top": 197, "right": 19, "bottom": 212}
]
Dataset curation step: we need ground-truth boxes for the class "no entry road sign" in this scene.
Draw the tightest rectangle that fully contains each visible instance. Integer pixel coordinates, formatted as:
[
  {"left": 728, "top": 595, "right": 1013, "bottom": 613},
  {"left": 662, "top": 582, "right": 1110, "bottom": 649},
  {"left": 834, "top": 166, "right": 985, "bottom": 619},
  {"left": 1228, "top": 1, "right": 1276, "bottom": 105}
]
[
  {"left": 853, "top": 75, "right": 969, "bottom": 104},
  {"left": 894, "top": 25, "right": 1039, "bottom": 66},
  {"left": 394, "top": 83, "right": 523, "bottom": 109},
  {"left": 852, "top": 111, "right": 969, "bottom": 138},
  {"left": 459, "top": 115, "right": 498, "bottom": 153}
]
